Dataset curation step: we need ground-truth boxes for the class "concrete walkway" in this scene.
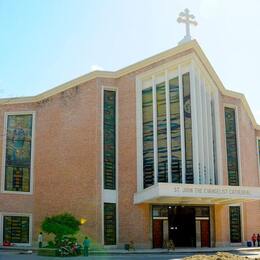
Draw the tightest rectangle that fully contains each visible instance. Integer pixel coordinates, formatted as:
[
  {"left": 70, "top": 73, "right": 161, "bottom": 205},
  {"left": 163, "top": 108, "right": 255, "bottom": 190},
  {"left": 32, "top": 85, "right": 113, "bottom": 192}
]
[{"left": 1, "top": 246, "right": 260, "bottom": 255}]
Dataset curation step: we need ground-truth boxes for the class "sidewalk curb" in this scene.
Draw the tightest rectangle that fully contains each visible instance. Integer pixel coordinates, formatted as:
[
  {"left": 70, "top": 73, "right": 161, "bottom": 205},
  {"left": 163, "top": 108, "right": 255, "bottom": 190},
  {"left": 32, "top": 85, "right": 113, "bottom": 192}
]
[{"left": 1, "top": 246, "right": 260, "bottom": 255}]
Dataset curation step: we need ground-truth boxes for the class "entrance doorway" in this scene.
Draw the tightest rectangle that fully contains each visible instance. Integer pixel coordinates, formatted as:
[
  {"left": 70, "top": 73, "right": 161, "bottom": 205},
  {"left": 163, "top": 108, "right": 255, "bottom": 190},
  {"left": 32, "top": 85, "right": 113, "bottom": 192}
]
[
  {"left": 168, "top": 206, "right": 196, "bottom": 247},
  {"left": 200, "top": 220, "right": 210, "bottom": 247},
  {"left": 152, "top": 205, "right": 210, "bottom": 248}
]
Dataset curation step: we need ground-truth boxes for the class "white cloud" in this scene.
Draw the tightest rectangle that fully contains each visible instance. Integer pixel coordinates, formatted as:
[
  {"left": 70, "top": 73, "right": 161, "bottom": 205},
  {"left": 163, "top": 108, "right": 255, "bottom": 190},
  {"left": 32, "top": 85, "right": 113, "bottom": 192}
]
[{"left": 90, "top": 64, "right": 104, "bottom": 72}]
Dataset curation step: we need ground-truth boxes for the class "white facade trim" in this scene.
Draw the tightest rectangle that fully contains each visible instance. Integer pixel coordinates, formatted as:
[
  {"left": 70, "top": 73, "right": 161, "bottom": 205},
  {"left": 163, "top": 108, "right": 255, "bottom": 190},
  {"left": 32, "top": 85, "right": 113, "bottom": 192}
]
[
  {"left": 0, "top": 212, "right": 33, "bottom": 246},
  {"left": 1, "top": 111, "right": 36, "bottom": 195},
  {"left": 190, "top": 61, "right": 199, "bottom": 184},
  {"left": 135, "top": 54, "right": 193, "bottom": 82},
  {"left": 134, "top": 183, "right": 260, "bottom": 204},
  {"left": 214, "top": 92, "right": 223, "bottom": 185}
]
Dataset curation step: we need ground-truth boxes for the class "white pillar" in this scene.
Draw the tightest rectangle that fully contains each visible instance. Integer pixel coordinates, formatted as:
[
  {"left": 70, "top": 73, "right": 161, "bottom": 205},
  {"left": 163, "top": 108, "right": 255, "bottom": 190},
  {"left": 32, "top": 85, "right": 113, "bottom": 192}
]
[
  {"left": 207, "top": 92, "right": 215, "bottom": 184},
  {"left": 190, "top": 61, "right": 199, "bottom": 184},
  {"left": 202, "top": 79, "right": 209, "bottom": 184},
  {"left": 198, "top": 72, "right": 205, "bottom": 184}
]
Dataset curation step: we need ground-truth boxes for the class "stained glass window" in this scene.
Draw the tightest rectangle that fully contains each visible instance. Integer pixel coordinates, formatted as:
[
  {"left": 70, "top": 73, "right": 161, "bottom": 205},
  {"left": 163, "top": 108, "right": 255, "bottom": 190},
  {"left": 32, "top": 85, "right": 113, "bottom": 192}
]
[
  {"left": 5, "top": 114, "right": 33, "bottom": 192},
  {"left": 258, "top": 139, "right": 260, "bottom": 172},
  {"left": 183, "top": 73, "right": 193, "bottom": 184},
  {"left": 104, "top": 203, "right": 116, "bottom": 245},
  {"left": 142, "top": 88, "right": 154, "bottom": 188},
  {"left": 103, "top": 91, "right": 116, "bottom": 190},
  {"left": 224, "top": 107, "right": 239, "bottom": 186},
  {"left": 169, "top": 77, "right": 182, "bottom": 183},
  {"left": 229, "top": 206, "right": 241, "bottom": 243},
  {"left": 3, "top": 216, "right": 30, "bottom": 244},
  {"left": 156, "top": 82, "right": 168, "bottom": 182}
]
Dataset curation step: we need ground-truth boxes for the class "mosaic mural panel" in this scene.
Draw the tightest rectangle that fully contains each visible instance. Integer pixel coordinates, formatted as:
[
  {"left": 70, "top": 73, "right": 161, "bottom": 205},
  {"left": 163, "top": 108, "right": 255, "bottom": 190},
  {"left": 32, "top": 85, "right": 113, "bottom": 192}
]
[
  {"left": 258, "top": 139, "right": 260, "bottom": 171},
  {"left": 183, "top": 73, "right": 193, "bottom": 184},
  {"left": 229, "top": 206, "right": 241, "bottom": 243},
  {"left": 224, "top": 107, "right": 239, "bottom": 186},
  {"left": 156, "top": 82, "right": 168, "bottom": 182},
  {"left": 103, "top": 90, "right": 116, "bottom": 190},
  {"left": 142, "top": 87, "right": 154, "bottom": 188},
  {"left": 5, "top": 114, "right": 33, "bottom": 192},
  {"left": 169, "top": 77, "right": 182, "bottom": 183},
  {"left": 3, "top": 216, "right": 30, "bottom": 243},
  {"left": 104, "top": 203, "right": 116, "bottom": 245}
]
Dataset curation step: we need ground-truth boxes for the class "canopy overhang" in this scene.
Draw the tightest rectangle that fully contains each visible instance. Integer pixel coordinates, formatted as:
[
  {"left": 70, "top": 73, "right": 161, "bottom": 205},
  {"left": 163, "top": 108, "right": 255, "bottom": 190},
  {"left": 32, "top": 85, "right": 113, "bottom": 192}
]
[{"left": 134, "top": 183, "right": 260, "bottom": 205}]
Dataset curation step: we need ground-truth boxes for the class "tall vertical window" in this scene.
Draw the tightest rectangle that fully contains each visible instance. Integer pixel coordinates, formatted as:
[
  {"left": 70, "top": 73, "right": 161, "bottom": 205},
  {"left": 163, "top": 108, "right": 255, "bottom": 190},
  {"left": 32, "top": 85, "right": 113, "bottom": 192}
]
[
  {"left": 258, "top": 139, "right": 260, "bottom": 173},
  {"left": 104, "top": 203, "right": 116, "bottom": 245},
  {"left": 156, "top": 82, "right": 168, "bottom": 182},
  {"left": 4, "top": 114, "right": 33, "bottom": 192},
  {"left": 103, "top": 90, "right": 116, "bottom": 190},
  {"left": 224, "top": 107, "right": 239, "bottom": 186},
  {"left": 169, "top": 77, "right": 182, "bottom": 183},
  {"left": 3, "top": 216, "right": 30, "bottom": 244},
  {"left": 183, "top": 73, "right": 193, "bottom": 184},
  {"left": 142, "top": 88, "right": 154, "bottom": 188},
  {"left": 229, "top": 206, "right": 241, "bottom": 243}
]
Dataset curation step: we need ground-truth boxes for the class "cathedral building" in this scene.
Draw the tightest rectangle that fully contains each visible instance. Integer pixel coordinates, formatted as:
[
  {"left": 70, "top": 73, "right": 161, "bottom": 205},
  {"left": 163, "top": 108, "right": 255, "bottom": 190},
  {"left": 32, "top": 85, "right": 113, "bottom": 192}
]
[{"left": 1, "top": 11, "right": 260, "bottom": 248}]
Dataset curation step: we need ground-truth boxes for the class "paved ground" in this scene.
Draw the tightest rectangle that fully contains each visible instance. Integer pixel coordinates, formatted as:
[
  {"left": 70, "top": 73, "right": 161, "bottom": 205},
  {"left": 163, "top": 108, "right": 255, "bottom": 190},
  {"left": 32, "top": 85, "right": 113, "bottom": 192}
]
[{"left": 1, "top": 250, "right": 260, "bottom": 260}]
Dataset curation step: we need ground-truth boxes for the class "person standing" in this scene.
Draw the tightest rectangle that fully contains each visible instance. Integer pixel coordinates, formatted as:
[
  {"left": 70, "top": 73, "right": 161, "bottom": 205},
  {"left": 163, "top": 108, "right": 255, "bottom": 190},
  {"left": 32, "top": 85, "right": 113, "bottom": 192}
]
[
  {"left": 38, "top": 232, "right": 43, "bottom": 248},
  {"left": 257, "top": 234, "right": 260, "bottom": 247},
  {"left": 252, "top": 233, "right": 257, "bottom": 247},
  {"left": 83, "top": 236, "right": 91, "bottom": 256}
]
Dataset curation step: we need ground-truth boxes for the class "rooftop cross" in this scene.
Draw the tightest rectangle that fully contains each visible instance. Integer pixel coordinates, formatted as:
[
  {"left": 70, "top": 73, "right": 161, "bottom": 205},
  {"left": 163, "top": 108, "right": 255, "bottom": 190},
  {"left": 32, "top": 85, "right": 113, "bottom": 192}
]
[{"left": 177, "top": 8, "right": 198, "bottom": 45}]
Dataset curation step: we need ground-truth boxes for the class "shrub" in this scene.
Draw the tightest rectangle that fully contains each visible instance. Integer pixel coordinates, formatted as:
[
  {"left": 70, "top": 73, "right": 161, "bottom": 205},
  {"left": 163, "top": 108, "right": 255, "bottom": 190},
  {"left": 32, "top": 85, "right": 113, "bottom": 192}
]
[{"left": 41, "top": 213, "right": 80, "bottom": 245}]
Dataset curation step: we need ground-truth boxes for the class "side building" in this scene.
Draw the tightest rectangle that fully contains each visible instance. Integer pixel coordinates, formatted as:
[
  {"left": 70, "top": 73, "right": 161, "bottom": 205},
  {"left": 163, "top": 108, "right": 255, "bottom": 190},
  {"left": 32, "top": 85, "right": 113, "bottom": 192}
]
[{"left": 1, "top": 40, "right": 260, "bottom": 248}]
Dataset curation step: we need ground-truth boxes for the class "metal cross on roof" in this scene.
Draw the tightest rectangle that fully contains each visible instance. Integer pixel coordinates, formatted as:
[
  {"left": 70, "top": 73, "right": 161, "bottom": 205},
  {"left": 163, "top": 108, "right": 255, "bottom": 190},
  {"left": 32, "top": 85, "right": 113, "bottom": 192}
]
[{"left": 177, "top": 8, "right": 198, "bottom": 45}]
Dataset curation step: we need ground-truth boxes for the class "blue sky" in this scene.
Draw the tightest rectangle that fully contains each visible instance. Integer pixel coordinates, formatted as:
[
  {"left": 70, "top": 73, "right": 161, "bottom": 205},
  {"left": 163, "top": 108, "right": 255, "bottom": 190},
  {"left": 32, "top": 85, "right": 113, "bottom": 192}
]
[{"left": 1, "top": 0, "right": 260, "bottom": 123}]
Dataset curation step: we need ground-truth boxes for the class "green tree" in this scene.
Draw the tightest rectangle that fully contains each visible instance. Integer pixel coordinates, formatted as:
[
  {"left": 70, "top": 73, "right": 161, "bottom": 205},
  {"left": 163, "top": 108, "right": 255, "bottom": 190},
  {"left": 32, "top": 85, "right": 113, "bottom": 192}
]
[{"left": 41, "top": 213, "right": 80, "bottom": 243}]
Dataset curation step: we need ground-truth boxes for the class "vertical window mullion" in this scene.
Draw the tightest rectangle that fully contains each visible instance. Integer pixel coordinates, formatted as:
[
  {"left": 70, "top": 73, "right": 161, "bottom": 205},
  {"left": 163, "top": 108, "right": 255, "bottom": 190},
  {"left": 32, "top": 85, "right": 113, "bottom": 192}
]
[{"left": 190, "top": 62, "right": 199, "bottom": 184}]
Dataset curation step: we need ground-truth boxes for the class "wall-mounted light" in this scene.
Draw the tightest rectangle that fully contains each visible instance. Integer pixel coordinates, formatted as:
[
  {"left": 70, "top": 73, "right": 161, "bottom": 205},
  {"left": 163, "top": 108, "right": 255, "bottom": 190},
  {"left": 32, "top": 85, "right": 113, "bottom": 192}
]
[{"left": 80, "top": 218, "right": 87, "bottom": 225}]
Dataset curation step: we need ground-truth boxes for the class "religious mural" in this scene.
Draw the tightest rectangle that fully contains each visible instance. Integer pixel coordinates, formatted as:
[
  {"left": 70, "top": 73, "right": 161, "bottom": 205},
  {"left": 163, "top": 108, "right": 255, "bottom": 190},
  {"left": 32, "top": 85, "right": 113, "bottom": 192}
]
[
  {"left": 5, "top": 114, "right": 33, "bottom": 192},
  {"left": 103, "top": 90, "right": 116, "bottom": 190},
  {"left": 229, "top": 206, "right": 241, "bottom": 243},
  {"left": 182, "top": 73, "right": 193, "bottom": 184},
  {"left": 104, "top": 203, "right": 116, "bottom": 245},
  {"left": 224, "top": 107, "right": 239, "bottom": 186},
  {"left": 156, "top": 82, "right": 168, "bottom": 182},
  {"left": 258, "top": 139, "right": 260, "bottom": 170},
  {"left": 3, "top": 216, "right": 30, "bottom": 244},
  {"left": 169, "top": 77, "right": 182, "bottom": 183},
  {"left": 142, "top": 87, "right": 154, "bottom": 188}
]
